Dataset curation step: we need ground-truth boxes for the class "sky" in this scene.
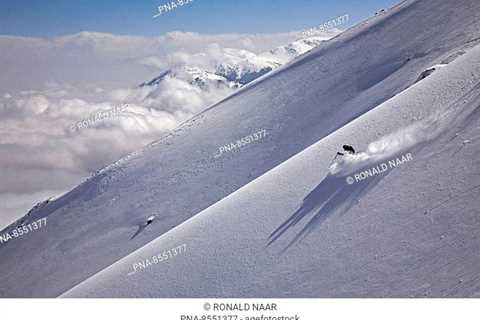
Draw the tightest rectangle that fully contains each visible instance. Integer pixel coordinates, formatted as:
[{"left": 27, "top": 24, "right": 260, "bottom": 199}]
[{"left": 0, "top": 0, "right": 400, "bottom": 37}]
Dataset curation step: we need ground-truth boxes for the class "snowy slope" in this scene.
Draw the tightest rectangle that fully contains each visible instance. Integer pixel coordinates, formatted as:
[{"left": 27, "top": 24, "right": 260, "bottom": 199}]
[
  {"left": 64, "top": 43, "right": 480, "bottom": 297},
  {"left": 1, "top": 0, "right": 480, "bottom": 297}
]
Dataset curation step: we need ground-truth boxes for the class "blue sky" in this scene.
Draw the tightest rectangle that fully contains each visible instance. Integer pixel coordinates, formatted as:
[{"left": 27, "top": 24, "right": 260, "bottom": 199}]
[{"left": 0, "top": 0, "right": 399, "bottom": 37}]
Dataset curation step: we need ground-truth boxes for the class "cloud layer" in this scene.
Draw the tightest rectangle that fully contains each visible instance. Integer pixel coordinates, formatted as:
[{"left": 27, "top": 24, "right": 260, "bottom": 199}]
[{"left": 0, "top": 31, "right": 303, "bottom": 228}]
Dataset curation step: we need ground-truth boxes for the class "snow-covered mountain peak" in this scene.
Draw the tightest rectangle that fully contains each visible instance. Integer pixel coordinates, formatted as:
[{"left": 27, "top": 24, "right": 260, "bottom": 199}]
[{"left": 140, "top": 34, "right": 334, "bottom": 90}]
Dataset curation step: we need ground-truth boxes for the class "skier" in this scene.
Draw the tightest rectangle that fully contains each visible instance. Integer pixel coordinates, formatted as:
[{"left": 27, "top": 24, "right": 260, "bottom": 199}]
[
  {"left": 335, "top": 144, "right": 356, "bottom": 157},
  {"left": 146, "top": 215, "right": 156, "bottom": 225},
  {"left": 329, "top": 144, "right": 356, "bottom": 171}
]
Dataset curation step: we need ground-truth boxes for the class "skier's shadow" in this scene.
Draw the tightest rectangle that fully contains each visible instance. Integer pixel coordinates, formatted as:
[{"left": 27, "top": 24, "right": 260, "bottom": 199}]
[
  {"left": 130, "top": 223, "right": 149, "bottom": 240},
  {"left": 268, "top": 162, "right": 389, "bottom": 250}
]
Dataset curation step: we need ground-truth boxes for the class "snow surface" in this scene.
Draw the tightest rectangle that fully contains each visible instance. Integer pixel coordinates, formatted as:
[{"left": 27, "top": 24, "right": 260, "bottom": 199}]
[
  {"left": 63, "top": 40, "right": 480, "bottom": 298},
  {"left": 1, "top": 0, "right": 480, "bottom": 297}
]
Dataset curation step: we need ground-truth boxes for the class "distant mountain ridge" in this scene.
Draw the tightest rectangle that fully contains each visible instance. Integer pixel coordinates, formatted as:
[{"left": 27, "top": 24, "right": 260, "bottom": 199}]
[{"left": 139, "top": 36, "right": 329, "bottom": 90}]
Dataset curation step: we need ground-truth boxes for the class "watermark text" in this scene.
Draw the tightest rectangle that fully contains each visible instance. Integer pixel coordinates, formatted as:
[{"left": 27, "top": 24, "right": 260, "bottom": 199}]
[
  {"left": 0, "top": 217, "right": 47, "bottom": 244},
  {"left": 127, "top": 243, "right": 187, "bottom": 276},
  {"left": 346, "top": 152, "right": 413, "bottom": 185},
  {"left": 302, "top": 14, "right": 349, "bottom": 37},
  {"left": 69, "top": 104, "right": 128, "bottom": 133},
  {"left": 214, "top": 129, "right": 268, "bottom": 158},
  {"left": 154, "top": 0, "right": 194, "bottom": 18}
]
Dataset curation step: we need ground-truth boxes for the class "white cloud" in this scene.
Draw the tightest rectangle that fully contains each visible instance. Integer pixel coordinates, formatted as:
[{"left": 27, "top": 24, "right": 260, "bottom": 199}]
[
  {"left": 0, "top": 30, "right": 308, "bottom": 228},
  {"left": 0, "top": 31, "right": 300, "bottom": 95}
]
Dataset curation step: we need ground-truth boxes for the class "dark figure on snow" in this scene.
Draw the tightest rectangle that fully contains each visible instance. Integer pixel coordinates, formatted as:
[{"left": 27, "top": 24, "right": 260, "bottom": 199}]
[
  {"left": 336, "top": 144, "right": 356, "bottom": 157},
  {"left": 146, "top": 215, "right": 155, "bottom": 225}
]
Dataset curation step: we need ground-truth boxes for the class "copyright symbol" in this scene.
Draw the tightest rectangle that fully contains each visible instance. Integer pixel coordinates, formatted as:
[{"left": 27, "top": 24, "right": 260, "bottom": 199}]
[
  {"left": 204, "top": 302, "right": 211, "bottom": 311},
  {"left": 346, "top": 176, "right": 355, "bottom": 185}
]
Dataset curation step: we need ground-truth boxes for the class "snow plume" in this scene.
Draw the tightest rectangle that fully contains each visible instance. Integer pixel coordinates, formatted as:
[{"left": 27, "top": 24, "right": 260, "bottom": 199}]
[
  {"left": 272, "top": 108, "right": 462, "bottom": 248},
  {"left": 330, "top": 109, "right": 454, "bottom": 176}
]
